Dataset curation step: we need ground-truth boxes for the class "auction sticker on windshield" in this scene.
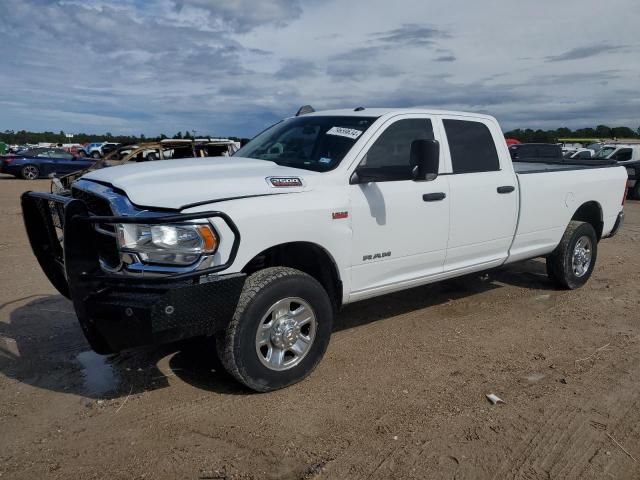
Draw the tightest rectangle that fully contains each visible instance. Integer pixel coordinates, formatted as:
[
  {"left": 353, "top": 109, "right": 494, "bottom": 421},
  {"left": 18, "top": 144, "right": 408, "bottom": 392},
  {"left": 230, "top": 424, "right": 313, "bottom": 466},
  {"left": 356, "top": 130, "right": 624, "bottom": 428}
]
[{"left": 326, "top": 126, "right": 363, "bottom": 140}]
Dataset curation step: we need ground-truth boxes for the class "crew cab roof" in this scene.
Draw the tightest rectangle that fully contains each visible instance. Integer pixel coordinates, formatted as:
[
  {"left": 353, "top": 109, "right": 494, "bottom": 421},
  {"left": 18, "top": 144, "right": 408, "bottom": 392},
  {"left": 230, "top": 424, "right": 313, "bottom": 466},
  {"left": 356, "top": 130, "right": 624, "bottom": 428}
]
[{"left": 302, "top": 107, "right": 497, "bottom": 121}]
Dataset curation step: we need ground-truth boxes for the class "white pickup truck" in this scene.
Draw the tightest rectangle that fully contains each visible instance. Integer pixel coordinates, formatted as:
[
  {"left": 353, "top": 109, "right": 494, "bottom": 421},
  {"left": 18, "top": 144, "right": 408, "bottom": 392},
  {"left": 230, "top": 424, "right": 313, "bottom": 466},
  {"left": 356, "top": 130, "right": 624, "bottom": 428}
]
[
  {"left": 22, "top": 108, "right": 627, "bottom": 391},
  {"left": 594, "top": 144, "right": 640, "bottom": 199}
]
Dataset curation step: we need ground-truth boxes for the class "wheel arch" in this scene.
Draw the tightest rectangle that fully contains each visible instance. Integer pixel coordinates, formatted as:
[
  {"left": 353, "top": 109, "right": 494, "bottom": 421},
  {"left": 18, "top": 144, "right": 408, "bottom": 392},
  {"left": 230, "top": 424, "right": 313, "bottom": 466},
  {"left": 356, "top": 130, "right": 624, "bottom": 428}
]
[
  {"left": 571, "top": 201, "right": 603, "bottom": 240},
  {"left": 241, "top": 241, "right": 343, "bottom": 310}
]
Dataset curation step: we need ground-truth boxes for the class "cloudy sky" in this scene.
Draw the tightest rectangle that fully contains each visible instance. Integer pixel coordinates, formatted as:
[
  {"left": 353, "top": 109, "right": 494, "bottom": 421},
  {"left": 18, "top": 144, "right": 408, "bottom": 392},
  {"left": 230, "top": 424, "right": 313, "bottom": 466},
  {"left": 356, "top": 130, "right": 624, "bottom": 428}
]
[{"left": 0, "top": 0, "right": 639, "bottom": 137}]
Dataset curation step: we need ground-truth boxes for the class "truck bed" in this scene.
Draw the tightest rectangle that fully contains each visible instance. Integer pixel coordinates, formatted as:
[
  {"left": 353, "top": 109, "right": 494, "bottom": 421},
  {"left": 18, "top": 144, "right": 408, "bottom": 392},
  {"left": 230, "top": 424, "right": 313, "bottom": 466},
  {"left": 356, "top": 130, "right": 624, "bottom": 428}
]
[{"left": 513, "top": 160, "right": 618, "bottom": 174}]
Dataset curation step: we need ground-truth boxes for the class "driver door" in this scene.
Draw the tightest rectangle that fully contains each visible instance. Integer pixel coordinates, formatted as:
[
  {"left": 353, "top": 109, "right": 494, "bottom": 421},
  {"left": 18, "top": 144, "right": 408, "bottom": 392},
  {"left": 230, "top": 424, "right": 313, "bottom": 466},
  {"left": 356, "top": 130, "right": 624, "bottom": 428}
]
[
  {"left": 348, "top": 115, "right": 450, "bottom": 298},
  {"left": 49, "top": 150, "right": 81, "bottom": 173},
  {"left": 34, "top": 151, "right": 55, "bottom": 175}
]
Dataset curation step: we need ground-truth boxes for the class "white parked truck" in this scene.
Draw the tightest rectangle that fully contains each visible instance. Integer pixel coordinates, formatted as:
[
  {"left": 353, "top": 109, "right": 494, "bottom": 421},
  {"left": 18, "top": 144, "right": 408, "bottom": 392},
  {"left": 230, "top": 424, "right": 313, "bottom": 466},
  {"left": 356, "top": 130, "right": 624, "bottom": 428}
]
[
  {"left": 594, "top": 143, "right": 640, "bottom": 199},
  {"left": 22, "top": 108, "right": 627, "bottom": 391}
]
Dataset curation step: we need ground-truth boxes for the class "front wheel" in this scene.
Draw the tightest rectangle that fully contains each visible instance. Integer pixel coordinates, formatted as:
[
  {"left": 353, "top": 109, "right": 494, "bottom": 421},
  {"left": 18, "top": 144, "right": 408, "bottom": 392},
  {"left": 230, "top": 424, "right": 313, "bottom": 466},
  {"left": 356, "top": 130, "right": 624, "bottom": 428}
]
[
  {"left": 216, "top": 267, "right": 333, "bottom": 392},
  {"left": 91, "top": 151, "right": 101, "bottom": 159},
  {"left": 546, "top": 221, "right": 598, "bottom": 289}
]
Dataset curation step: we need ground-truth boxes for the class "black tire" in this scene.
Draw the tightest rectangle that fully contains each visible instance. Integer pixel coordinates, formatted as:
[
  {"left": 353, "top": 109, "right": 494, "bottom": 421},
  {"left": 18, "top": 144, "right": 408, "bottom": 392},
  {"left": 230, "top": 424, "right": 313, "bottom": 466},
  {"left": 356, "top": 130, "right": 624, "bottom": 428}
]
[
  {"left": 20, "top": 164, "right": 40, "bottom": 180},
  {"left": 630, "top": 182, "right": 640, "bottom": 200},
  {"left": 77, "top": 150, "right": 86, "bottom": 158},
  {"left": 216, "top": 267, "right": 333, "bottom": 392},
  {"left": 146, "top": 152, "right": 157, "bottom": 161},
  {"left": 546, "top": 221, "right": 598, "bottom": 290},
  {"left": 91, "top": 151, "right": 101, "bottom": 159}
]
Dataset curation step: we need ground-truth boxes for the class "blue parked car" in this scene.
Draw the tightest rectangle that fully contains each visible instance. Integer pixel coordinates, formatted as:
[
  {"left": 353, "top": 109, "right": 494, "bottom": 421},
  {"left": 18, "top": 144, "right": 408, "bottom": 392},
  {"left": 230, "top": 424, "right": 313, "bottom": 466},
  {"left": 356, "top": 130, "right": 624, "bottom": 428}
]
[{"left": 0, "top": 148, "right": 97, "bottom": 179}]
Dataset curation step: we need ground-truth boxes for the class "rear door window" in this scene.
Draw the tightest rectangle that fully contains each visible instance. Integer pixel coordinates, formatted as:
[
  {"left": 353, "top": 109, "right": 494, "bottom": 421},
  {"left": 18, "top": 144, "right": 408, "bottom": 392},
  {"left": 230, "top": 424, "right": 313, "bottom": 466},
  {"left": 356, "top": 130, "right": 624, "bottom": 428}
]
[{"left": 443, "top": 120, "right": 500, "bottom": 173}]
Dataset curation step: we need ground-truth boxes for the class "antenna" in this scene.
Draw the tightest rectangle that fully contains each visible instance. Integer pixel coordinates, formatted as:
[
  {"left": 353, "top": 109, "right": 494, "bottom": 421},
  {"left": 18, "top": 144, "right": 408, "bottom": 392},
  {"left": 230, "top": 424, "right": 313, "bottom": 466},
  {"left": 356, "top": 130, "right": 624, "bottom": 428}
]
[{"left": 296, "top": 105, "right": 315, "bottom": 116}]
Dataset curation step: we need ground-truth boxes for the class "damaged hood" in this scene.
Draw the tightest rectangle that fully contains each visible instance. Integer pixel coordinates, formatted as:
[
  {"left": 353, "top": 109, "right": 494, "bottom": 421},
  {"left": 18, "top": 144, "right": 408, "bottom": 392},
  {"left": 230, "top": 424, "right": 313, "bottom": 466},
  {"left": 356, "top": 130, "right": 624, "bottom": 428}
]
[{"left": 81, "top": 156, "right": 314, "bottom": 210}]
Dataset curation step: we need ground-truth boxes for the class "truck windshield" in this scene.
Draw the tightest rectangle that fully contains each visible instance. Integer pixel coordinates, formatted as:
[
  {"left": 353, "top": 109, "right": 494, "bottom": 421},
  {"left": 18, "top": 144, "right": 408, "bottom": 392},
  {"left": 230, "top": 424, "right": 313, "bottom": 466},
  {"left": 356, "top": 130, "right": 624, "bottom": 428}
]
[{"left": 234, "top": 116, "right": 377, "bottom": 172}]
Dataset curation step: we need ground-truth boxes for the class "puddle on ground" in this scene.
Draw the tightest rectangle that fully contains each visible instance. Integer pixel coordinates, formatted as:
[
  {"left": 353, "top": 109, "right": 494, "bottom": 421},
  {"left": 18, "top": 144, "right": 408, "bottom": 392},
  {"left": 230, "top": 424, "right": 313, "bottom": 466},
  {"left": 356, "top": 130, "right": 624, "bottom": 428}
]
[{"left": 76, "top": 351, "right": 119, "bottom": 396}]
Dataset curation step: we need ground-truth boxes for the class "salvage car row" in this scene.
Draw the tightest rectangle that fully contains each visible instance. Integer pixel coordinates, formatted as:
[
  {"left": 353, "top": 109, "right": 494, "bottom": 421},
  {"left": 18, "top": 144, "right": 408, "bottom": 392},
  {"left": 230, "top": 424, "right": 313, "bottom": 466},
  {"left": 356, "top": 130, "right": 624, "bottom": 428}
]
[
  {"left": 0, "top": 138, "right": 240, "bottom": 180},
  {"left": 509, "top": 142, "right": 640, "bottom": 199}
]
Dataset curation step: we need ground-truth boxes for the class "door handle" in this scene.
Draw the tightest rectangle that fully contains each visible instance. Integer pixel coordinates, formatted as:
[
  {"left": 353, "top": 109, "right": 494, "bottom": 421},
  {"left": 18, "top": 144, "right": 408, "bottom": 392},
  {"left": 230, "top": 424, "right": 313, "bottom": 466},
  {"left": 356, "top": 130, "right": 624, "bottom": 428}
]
[
  {"left": 423, "top": 192, "right": 446, "bottom": 202},
  {"left": 497, "top": 186, "right": 515, "bottom": 194}
]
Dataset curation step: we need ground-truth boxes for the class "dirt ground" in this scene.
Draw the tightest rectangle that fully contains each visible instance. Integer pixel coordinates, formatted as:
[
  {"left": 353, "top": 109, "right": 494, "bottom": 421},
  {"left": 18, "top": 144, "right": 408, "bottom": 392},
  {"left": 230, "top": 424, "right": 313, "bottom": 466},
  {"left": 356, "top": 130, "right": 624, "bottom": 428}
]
[{"left": 1, "top": 174, "right": 639, "bottom": 480}]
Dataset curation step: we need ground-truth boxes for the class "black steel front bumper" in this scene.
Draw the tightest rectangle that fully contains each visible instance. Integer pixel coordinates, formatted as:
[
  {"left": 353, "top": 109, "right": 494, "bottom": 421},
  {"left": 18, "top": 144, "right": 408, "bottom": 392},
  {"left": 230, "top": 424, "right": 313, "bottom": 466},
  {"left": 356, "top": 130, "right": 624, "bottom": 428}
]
[{"left": 21, "top": 191, "right": 245, "bottom": 353}]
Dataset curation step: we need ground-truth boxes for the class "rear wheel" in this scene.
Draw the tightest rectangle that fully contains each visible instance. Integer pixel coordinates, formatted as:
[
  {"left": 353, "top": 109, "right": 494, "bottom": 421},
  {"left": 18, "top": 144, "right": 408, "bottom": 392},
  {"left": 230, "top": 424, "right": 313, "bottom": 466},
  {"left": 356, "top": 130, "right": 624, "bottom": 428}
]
[
  {"left": 21, "top": 164, "right": 40, "bottom": 180},
  {"left": 216, "top": 267, "right": 333, "bottom": 392},
  {"left": 546, "top": 221, "right": 598, "bottom": 289},
  {"left": 631, "top": 182, "right": 640, "bottom": 200},
  {"left": 91, "top": 151, "right": 101, "bottom": 159}
]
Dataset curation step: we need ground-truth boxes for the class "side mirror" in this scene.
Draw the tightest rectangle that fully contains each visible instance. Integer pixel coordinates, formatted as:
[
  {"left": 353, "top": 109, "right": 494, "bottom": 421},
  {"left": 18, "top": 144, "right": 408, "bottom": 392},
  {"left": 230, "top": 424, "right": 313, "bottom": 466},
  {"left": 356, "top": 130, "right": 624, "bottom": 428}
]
[{"left": 410, "top": 139, "right": 439, "bottom": 181}]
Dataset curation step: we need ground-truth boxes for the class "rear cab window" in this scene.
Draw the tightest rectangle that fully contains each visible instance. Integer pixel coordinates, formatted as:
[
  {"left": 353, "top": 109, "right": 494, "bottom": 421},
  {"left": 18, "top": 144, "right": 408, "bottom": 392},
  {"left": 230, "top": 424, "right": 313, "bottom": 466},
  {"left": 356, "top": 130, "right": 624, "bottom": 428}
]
[{"left": 442, "top": 119, "right": 500, "bottom": 173}]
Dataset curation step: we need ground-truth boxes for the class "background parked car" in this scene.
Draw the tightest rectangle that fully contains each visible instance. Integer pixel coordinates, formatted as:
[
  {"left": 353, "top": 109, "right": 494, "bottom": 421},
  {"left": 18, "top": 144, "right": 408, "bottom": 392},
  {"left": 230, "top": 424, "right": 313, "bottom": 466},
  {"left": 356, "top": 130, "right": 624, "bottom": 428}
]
[
  {"left": 0, "top": 148, "right": 96, "bottom": 179},
  {"left": 54, "top": 138, "right": 240, "bottom": 192},
  {"left": 594, "top": 144, "right": 640, "bottom": 199},
  {"left": 77, "top": 142, "right": 120, "bottom": 159},
  {"left": 509, "top": 143, "right": 564, "bottom": 162},
  {"left": 100, "top": 142, "right": 121, "bottom": 157},
  {"left": 563, "top": 148, "right": 595, "bottom": 159}
]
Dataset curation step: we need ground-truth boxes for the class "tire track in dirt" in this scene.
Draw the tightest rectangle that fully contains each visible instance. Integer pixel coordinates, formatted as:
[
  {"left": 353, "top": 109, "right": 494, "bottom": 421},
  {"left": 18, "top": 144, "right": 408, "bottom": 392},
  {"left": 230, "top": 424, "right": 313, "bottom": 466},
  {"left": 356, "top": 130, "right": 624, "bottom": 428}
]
[{"left": 493, "top": 354, "right": 640, "bottom": 479}]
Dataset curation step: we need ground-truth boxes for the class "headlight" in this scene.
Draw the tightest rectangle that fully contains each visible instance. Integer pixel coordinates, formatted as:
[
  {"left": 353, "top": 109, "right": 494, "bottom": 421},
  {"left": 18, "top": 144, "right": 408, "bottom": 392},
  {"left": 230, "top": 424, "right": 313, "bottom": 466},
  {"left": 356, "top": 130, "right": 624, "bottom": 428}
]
[
  {"left": 116, "top": 223, "right": 217, "bottom": 266},
  {"left": 626, "top": 167, "right": 635, "bottom": 176}
]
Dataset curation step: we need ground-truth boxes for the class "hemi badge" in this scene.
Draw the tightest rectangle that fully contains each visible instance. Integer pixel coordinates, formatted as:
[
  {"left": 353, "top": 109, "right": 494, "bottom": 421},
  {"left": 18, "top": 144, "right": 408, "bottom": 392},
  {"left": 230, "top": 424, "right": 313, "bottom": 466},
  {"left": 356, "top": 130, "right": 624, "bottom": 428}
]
[{"left": 332, "top": 211, "right": 349, "bottom": 220}]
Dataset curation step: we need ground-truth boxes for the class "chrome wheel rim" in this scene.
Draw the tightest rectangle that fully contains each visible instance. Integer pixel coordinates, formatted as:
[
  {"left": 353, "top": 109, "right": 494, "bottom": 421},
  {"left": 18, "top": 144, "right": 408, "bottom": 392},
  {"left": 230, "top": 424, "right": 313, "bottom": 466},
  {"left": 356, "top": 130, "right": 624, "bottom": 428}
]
[
  {"left": 572, "top": 236, "right": 592, "bottom": 277},
  {"left": 255, "top": 297, "right": 317, "bottom": 371},
  {"left": 23, "top": 166, "right": 38, "bottom": 179}
]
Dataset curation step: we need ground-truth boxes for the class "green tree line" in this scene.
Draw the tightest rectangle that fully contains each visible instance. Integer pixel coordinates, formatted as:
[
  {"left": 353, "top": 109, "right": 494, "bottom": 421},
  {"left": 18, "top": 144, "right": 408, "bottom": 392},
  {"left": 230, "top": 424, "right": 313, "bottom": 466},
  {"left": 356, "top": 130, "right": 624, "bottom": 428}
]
[
  {"left": 3, "top": 125, "right": 639, "bottom": 147},
  {"left": 504, "top": 125, "right": 640, "bottom": 143}
]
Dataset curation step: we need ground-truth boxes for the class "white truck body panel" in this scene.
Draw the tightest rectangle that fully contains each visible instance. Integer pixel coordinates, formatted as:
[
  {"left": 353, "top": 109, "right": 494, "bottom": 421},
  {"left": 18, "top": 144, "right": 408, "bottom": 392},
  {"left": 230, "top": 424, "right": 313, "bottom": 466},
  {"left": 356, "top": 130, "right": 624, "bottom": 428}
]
[
  {"left": 509, "top": 167, "right": 625, "bottom": 263},
  {"left": 84, "top": 156, "right": 312, "bottom": 209},
  {"left": 347, "top": 113, "right": 450, "bottom": 293},
  {"left": 437, "top": 114, "right": 519, "bottom": 271}
]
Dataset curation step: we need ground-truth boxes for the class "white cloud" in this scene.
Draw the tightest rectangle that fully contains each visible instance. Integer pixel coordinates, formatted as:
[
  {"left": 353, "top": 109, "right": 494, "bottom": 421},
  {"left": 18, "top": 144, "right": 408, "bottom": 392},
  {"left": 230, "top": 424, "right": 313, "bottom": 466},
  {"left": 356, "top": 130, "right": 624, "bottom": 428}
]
[{"left": 0, "top": 0, "right": 638, "bottom": 136}]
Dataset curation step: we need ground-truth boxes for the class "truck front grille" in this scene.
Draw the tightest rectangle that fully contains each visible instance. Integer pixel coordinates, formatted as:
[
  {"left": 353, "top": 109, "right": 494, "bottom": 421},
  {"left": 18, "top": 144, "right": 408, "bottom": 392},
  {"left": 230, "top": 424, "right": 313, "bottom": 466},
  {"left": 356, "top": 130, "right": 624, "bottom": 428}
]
[{"left": 71, "top": 187, "right": 121, "bottom": 270}]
